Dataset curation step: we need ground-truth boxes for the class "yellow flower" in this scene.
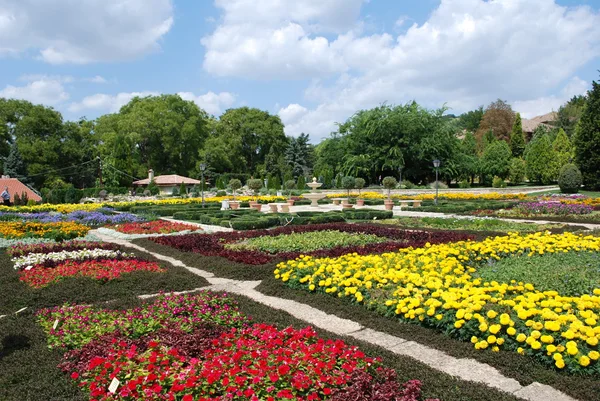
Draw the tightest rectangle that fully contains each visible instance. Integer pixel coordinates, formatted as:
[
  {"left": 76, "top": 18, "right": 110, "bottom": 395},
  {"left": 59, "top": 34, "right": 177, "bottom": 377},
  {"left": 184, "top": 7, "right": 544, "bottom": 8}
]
[{"left": 579, "top": 356, "right": 591, "bottom": 367}]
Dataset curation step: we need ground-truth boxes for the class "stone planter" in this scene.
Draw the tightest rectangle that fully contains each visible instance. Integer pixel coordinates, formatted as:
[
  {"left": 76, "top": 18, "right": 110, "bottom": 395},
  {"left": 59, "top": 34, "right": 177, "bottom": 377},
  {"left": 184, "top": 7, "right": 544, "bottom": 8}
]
[
  {"left": 269, "top": 204, "right": 279, "bottom": 213},
  {"left": 356, "top": 199, "right": 365, "bottom": 207},
  {"left": 332, "top": 199, "right": 341, "bottom": 205},
  {"left": 286, "top": 199, "right": 295, "bottom": 206},
  {"left": 280, "top": 204, "right": 290, "bottom": 213},
  {"left": 251, "top": 203, "right": 263, "bottom": 212},
  {"left": 384, "top": 199, "right": 394, "bottom": 211},
  {"left": 342, "top": 202, "right": 354, "bottom": 209},
  {"left": 248, "top": 200, "right": 258, "bottom": 207},
  {"left": 230, "top": 201, "right": 240, "bottom": 210}
]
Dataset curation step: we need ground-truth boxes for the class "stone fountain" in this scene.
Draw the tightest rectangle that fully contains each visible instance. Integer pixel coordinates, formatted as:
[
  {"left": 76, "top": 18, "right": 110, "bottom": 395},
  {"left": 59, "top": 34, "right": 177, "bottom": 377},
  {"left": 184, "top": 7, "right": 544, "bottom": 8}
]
[{"left": 304, "top": 177, "right": 326, "bottom": 207}]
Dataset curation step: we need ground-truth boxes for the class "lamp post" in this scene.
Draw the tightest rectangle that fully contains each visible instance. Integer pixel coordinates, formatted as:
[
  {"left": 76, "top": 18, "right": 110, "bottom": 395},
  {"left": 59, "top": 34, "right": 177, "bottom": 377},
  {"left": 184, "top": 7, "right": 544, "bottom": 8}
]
[
  {"left": 433, "top": 159, "right": 440, "bottom": 205},
  {"left": 398, "top": 165, "right": 403, "bottom": 189},
  {"left": 200, "top": 163, "right": 206, "bottom": 208}
]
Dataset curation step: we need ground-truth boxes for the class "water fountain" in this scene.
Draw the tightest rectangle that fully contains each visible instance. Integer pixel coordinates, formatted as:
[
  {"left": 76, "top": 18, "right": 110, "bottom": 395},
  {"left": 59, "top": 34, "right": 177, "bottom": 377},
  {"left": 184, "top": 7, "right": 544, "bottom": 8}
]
[{"left": 304, "top": 177, "right": 326, "bottom": 207}]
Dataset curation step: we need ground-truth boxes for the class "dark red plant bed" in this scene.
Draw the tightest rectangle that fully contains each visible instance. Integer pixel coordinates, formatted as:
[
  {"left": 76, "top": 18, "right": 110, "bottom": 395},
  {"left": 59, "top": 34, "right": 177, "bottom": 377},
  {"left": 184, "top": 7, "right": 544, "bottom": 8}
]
[{"left": 150, "top": 223, "right": 474, "bottom": 265}]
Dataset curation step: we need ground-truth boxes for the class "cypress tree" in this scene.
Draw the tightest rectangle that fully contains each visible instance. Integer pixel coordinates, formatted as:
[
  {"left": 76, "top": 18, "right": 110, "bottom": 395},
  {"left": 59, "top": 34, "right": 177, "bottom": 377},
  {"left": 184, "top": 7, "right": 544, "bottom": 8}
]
[
  {"left": 3, "top": 142, "right": 29, "bottom": 184},
  {"left": 552, "top": 128, "right": 573, "bottom": 174},
  {"left": 525, "top": 133, "right": 556, "bottom": 184},
  {"left": 574, "top": 76, "right": 600, "bottom": 190},
  {"left": 510, "top": 113, "right": 525, "bottom": 157}
]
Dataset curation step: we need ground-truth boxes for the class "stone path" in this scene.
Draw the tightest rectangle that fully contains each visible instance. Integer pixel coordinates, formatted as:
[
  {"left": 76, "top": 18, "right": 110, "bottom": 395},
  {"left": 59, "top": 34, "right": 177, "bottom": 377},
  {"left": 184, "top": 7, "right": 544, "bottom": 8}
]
[{"left": 92, "top": 230, "right": 579, "bottom": 401}]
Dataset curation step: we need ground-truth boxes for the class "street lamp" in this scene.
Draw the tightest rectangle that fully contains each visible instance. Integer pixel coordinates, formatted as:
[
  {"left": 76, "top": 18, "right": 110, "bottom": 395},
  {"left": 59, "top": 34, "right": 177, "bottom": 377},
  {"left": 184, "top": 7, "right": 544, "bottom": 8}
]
[
  {"left": 398, "top": 165, "right": 403, "bottom": 189},
  {"left": 200, "top": 163, "right": 206, "bottom": 208},
  {"left": 433, "top": 159, "right": 440, "bottom": 205}
]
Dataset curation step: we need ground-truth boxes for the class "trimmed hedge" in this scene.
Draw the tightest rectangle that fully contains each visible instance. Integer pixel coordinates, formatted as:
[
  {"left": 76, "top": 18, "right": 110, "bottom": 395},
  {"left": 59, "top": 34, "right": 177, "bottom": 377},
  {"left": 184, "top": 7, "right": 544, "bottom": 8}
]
[{"left": 0, "top": 246, "right": 208, "bottom": 314}]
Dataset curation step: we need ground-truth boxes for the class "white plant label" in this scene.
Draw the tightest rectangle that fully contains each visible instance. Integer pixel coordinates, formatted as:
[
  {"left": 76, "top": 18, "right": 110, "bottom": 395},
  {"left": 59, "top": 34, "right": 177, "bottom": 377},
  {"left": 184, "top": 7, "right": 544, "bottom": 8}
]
[
  {"left": 108, "top": 378, "right": 120, "bottom": 394},
  {"left": 52, "top": 319, "right": 60, "bottom": 330}
]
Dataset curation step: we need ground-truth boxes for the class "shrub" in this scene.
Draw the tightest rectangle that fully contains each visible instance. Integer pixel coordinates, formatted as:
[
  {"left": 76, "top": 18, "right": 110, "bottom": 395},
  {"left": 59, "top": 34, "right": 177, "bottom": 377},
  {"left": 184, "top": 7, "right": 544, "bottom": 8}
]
[
  {"left": 171, "top": 187, "right": 179, "bottom": 196},
  {"left": 458, "top": 180, "right": 471, "bottom": 189},
  {"left": 247, "top": 179, "right": 263, "bottom": 198},
  {"left": 179, "top": 182, "right": 187, "bottom": 196},
  {"left": 402, "top": 180, "right": 416, "bottom": 189},
  {"left": 228, "top": 179, "right": 242, "bottom": 199},
  {"left": 382, "top": 176, "right": 397, "bottom": 198},
  {"left": 509, "top": 157, "right": 526, "bottom": 184},
  {"left": 429, "top": 181, "right": 448, "bottom": 189},
  {"left": 216, "top": 190, "right": 227, "bottom": 197},
  {"left": 147, "top": 179, "right": 159, "bottom": 195},
  {"left": 284, "top": 179, "right": 296, "bottom": 196},
  {"left": 297, "top": 175, "right": 306, "bottom": 190},
  {"left": 558, "top": 163, "right": 583, "bottom": 194},
  {"left": 492, "top": 176, "right": 507, "bottom": 188}
]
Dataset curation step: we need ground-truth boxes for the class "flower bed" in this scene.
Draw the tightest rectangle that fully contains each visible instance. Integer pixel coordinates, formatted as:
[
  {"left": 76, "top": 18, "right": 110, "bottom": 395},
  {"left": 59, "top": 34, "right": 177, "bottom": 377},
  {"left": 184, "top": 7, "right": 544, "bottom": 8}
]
[
  {"left": 11, "top": 241, "right": 164, "bottom": 288},
  {"left": 0, "top": 209, "right": 145, "bottom": 226},
  {"left": 275, "top": 232, "right": 600, "bottom": 374},
  {"left": 0, "top": 221, "right": 90, "bottom": 241},
  {"left": 151, "top": 223, "right": 474, "bottom": 265},
  {"left": 113, "top": 220, "right": 201, "bottom": 234},
  {"left": 377, "top": 216, "right": 567, "bottom": 233},
  {"left": 514, "top": 202, "right": 594, "bottom": 216},
  {"left": 38, "top": 292, "right": 436, "bottom": 401}
]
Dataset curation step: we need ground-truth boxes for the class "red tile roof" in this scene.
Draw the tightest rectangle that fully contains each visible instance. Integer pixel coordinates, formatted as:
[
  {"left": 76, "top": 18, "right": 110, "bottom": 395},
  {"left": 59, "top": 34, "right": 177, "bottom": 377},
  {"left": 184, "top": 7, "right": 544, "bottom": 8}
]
[
  {"left": 0, "top": 178, "right": 42, "bottom": 203},
  {"left": 133, "top": 174, "right": 201, "bottom": 186}
]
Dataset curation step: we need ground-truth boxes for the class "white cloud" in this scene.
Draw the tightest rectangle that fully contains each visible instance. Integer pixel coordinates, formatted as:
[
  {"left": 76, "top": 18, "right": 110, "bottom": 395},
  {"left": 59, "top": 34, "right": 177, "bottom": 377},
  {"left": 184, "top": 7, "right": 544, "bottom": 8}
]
[
  {"left": 177, "top": 91, "right": 236, "bottom": 115},
  {"left": 18, "top": 74, "right": 108, "bottom": 84},
  {"left": 278, "top": 103, "right": 309, "bottom": 125},
  {"left": 0, "top": 0, "right": 173, "bottom": 64},
  {"left": 202, "top": 0, "right": 364, "bottom": 78},
  {"left": 88, "top": 76, "right": 108, "bottom": 84},
  {"left": 229, "top": 0, "right": 600, "bottom": 140},
  {"left": 0, "top": 79, "right": 69, "bottom": 105},
  {"left": 513, "top": 77, "right": 590, "bottom": 119},
  {"left": 68, "top": 91, "right": 158, "bottom": 114}
]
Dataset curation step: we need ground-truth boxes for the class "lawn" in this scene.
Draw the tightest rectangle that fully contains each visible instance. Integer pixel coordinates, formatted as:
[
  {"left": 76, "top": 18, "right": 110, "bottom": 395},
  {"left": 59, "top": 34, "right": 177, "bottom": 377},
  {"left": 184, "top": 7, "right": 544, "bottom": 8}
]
[{"left": 376, "top": 216, "right": 571, "bottom": 233}]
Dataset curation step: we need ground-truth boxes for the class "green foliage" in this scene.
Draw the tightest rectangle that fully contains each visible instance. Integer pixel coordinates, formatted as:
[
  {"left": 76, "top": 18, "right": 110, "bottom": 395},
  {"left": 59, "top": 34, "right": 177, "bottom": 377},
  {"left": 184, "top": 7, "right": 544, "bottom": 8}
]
[
  {"left": 147, "top": 178, "right": 159, "bottom": 195},
  {"left": 381, "top": 216, "right": 564, "bottom": 233},
  {"left": 20, "top": 191, "right": 28, "bottom": 206},
  {"left": 284, "top": 179, "right": 296, "bottom": 195},
  {"left": 247, "top": 178, "right": 263, "bottom": 195},
  {"left": 382, "top": 176, "right": 397, "bottom": 199},
  {"left": 228, "top": 178, "right": 242, "bottom": 198},
  {"left": 171, "top": 187, "right": 180, "bottom": 196},
  {"left": 354, "top": 177, "right": 365, "bottom": 196},
  {"left": 557, "top": 95, "right": 586, "bottom": 137},
  {"left": 492, "top": 176, "right": 506, "bottom": 188},
  {"left": 574, "top": 78, "right": 600, "bottom": 190},
  {"left": 270, "top": 175, "right": 281, "bottom": 190},
  {"left": 179, "top": 182, "right": 187, "bottom": 197},
  {"left": 525, "top": 133, "right": 556, "bottom": 184},
  {"left": 508, "top": 158, "right": 526, "bottom": 184},
  {"left": 341, "top": 176, "right": 355, "bottom": 196},
  {"left": 458, "top": 180, "right": 471, "bottom": 189},
  {"left": 3, "top": 142, "right": 29, "bottom": 184},
  {"left": 558, "top": 163, "right": 583, "bottom": 194},
  {"left": 285, "top": 133, "right": 314, "bottom": 177},
  {"left": 480, "top": 140, "right": 512, "bottom": 180},
  {"left": 13, "top": 192, "right": 21, "bottom": 206},
  {"left": 476, "top": 252, "right": 600, "bottom": 296},
  {"left": 552, "top": 128, "right": 573, "bottom": 172},
  {"left": 457, "top": 106, "right": 484, "bottom": 132},
  {"left": 215, "top": 176, "right": 226, "bottom": 190},
  {"left": 335, "top": 174, "right": 343, "bottom": 188},
  {"left": 297, "top": 175, "right": 306, "bottom": 190},
  {"left": 225, "top": 230, "right": 387, "bottom": 253},
  {"left": 509, "top": 113, "right": 525, "bottom": 157}
]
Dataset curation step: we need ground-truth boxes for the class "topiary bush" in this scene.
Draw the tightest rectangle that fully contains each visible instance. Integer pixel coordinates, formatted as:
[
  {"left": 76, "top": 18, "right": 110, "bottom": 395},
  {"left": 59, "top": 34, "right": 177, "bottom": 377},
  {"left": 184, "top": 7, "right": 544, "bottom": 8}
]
[
  {"left": 492, "top": 176, "right": 507, "bottom": 188},
  {"left": 382, "top": 176, "right": 397, "bottom": 199},
  {"left": 341, "top": 176, "right": 356, "bottom": 197},
  {"left": 558, "top": 163, "right": 583, "bottom": 194}
]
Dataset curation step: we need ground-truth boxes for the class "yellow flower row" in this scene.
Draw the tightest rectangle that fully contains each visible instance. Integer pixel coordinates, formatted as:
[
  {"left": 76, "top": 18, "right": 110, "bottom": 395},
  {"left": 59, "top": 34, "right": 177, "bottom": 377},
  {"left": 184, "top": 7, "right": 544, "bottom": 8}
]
[
  {"left": 0, "top": 222, "right": 90, "bottom": 239},
  {"left": 325, "top": 191, "right": 530, "bottom": 201},
  {"left": 275, "top": 232, "right": 600, "bottom": 373}
]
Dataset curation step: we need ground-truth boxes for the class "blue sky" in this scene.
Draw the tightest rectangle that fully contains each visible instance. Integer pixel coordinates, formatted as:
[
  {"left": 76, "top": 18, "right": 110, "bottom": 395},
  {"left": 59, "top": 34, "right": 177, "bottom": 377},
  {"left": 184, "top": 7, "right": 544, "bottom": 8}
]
[{"left": 1, "top": 0, "right": 599, "bottom": 142}]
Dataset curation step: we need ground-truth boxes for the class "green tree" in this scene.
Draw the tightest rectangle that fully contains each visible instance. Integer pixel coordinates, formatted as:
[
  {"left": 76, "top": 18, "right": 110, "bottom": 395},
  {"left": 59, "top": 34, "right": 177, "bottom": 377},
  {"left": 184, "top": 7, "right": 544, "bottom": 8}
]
[
  {"left": 341, "top": 176, "right": 356, "bottom": 197},
  {"left": 179, "top": 182, "right": 187, "bottom": 197},
  {"left": 510, "top": 113, "right": 525, "bottom": 157},
  {"left": 3, "top": 142, "right": 29, "bottom": 184},
  {"left": 284, "top": 133, "right": 314, "bottom": 177},
  {"left": 147, "top": 178, "right": 159, "bottom": 195},
  {"left": 457, "top": 132, "right": 479, "bottom": 182},
  {"left": 354, "top": 177, "right": 365, "bottom": 197},
  {"left": 382, "top": 176, "right": 397, "bottom": 199},
  {"left": 480, "top": 140, "right": 512, "bottom": 182},
  {"left": 574, "top": 78, "right": 600, "bottom": 189},
  {"left": 557, "top": 95, "right": 586, "bottom": 137},
  {"left": 525, "top": 133, "right": 556, "bottom": 184},
  {"left": 508, "top": 158, "right": 526, "bottom": 184},
  {"left": 457, "top": 106, "right": 484, "bottom": 132},
  {"left": 552, "top": 128, "right": 573, "bottom": 173},
  {"left": 297, "top": 175, "right": 306, "bottom": 190},
  {"left": 61, "top": 119, "right": 99, "bottom": 188},
  {"left": 228, "top": 178, "right": 242, "bottom": 200}
]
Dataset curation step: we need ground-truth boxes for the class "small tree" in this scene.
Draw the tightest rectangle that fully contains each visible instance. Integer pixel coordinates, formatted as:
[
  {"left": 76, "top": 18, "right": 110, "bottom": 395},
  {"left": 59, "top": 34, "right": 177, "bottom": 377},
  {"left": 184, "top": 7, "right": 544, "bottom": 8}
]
[
  {"left": 171, "top": 187, "right": 179, "bottom": 196},
  {"left": 13, "top": 192, "right": 21, "bottom": 206},
  {"left": 147, "top": 178, "right": 159, "bottom": 195},
  {"left": 510, "top": 113, "right": 525, "bottom": 157},
  {"left": 355, "top": 178, "right": 365, "bottom": 197},
  {"left": 297, "top": 175, "right": 306, "bottom": 190},
  {"left": 247, "top": 179, "right": 263, "bottom": 200},
  {"left": 179, "top": 182, "right": 187, "bottom": 197},
  {"left": 558, "top": 164, "right": 582, "bottom": 194},
  {"left": 525, "top": 133, "right": 556, "bottom": 184},
  {"left": 382, "top": 176, "right": 397, "bottom": 199},
  {"left": 480, "top": 140, "right": 512, "bottom": 183},
  {"left": 284, "top": 179, "right": 296, "bottom": 197},
  {"left": 508, "top": 158, "right": 526, "bottom": 184},
  {"left": 552, "top": 128, "right": 573, "bottom": 173},
  {"left": 229, "top": 179, "right": 242, "bottom": 200},
  {"left": 336, "top": 174, "right": 343, "bottom": 189},
  {"left": 20, "top": 191, "right": 29, "bottom": 205},
  {"left": 341, "top": 176, "right": 356, "bottom": 198}
]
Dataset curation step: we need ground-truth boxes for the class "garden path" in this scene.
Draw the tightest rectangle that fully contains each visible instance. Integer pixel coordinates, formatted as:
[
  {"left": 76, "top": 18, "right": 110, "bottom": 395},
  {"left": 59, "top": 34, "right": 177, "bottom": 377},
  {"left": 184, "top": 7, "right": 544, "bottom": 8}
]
[{"left": 91, "top": 229, "right": 580, "bottom": 401}]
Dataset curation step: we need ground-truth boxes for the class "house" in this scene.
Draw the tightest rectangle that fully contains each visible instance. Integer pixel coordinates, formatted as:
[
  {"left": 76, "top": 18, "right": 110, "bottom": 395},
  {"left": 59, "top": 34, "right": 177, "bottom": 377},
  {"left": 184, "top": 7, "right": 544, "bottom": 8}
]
[
  {"left": 521, "top": 111, "right": 558, "bottom": 141},
  {"left": 132, "top": 169, "right": 201, "bottom": 195},
  {"left": 0, "top": 175, "right": 42, "bottom": 203}
]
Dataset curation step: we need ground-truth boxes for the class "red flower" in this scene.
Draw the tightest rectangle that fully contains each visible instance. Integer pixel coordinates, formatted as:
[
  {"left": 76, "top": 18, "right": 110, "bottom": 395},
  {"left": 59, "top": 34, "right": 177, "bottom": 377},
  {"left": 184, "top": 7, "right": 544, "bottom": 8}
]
[{"left": 70, "top": 372, "right": 79, "bottom": 379}]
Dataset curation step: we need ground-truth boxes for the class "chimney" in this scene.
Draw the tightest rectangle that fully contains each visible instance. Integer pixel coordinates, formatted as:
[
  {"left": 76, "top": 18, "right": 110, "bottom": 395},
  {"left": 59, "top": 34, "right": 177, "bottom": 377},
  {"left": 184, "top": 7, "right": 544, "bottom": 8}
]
[
  {"left": 1, "top": 175, "right": 9, "bottom": 179},
  {"left": 148, "top": 169, "right": 154, "bottom": 182}
]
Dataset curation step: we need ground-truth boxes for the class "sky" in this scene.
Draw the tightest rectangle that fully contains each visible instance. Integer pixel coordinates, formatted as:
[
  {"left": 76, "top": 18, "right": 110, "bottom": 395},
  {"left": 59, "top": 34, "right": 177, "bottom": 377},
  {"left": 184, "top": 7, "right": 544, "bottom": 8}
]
[{"left": 1, "top": 0, "right": 599, "bottom": 142}]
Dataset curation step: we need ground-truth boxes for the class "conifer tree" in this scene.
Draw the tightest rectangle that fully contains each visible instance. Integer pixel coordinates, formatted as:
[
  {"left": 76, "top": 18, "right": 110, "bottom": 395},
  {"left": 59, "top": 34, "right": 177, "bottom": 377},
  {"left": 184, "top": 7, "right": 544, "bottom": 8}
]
[
  {"left": 510, "top": 113, "right": 525, "bottom": 157},
  {"left": 574, "top": 76, "right": 600, "bottom": 190},
  {"left": 3, "top": 142, "right": 29, "bottom": 184}
]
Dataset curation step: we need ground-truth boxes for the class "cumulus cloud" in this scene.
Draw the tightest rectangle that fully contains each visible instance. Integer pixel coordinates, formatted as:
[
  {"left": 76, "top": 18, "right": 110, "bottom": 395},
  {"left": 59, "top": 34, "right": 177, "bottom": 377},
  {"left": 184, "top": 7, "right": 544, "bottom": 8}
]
[
  {"left": 513, "top": 77, "right": 590, "bottom": 119},
  {"left": 68, "top": 91, "right": 159, "bottom": 114},
  {"left": 0, "top": 78, "right": 69, "bottom": 105},
  {"left": 238, "top": 0, "right": 600, "bottom": 140},
  {"left": 177, "top": 91, "right": 236, "bottom": 115},
  {"left": 0, "top": 0, "right": 173, "bottom": 64}
]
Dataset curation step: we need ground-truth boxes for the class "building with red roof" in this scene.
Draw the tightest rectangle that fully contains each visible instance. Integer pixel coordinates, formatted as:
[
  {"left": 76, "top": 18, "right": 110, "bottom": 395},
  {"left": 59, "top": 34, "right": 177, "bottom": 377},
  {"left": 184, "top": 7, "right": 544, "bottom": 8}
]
[
  {"left": 0, "top": 176, "right": 42, "bottom": 203},
  {"left": 132, "top": 169, "right": 201, "bottom": 195}
]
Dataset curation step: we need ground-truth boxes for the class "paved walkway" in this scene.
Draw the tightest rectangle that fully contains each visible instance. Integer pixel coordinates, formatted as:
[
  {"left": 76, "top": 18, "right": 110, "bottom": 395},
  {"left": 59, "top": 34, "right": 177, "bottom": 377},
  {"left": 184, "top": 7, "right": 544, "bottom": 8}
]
[{"left": 92, "top": 230, "right": 579, "bottom": 401}]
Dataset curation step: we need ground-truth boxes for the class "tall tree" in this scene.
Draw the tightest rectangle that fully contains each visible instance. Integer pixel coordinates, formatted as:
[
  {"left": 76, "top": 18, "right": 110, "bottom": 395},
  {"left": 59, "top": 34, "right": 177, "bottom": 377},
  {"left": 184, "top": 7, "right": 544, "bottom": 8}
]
[
  {"left": 525, "top": 130, "right": 556, "bottom": 184},
  {"left": 284, "top": 133, "right": 314, "bottom": 177},
  {"left": 61, "top": 119, "right": 99, "bottom": 188},
  {"left": 480, "top": 140, "right": 512, "bottom": 181},
  {"left": 476, "top": 99, "right": 515, "bottom": 143},
  {"left": 510, "top": 113, "right": 525, "bottom": 157},
  {"left": 457, "top": 106, "right": 484, "bottom": 132},
  {"left": 557, "top": 95, "right": 586, "bottom": 137},
  {"left": 552, "top": 128, "right": 573, "bottom": 174},
  {"left": 215, "top": 107, "right": 287, "bottom": 175},
  {"left": 574, "top": 76, "right": 600, "bottom": 190},
  {"left": 3, "top": 142, "right": 29, "bottom": 183}
]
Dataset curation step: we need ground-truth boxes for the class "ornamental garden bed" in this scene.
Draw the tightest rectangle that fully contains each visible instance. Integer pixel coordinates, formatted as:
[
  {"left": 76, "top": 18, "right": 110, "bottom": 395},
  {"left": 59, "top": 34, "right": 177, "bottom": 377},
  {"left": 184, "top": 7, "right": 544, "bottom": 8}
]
[
  {"left": 0, "top": 209, "right": 146, "bottom": 227},
  {"left": 0, "top": 290, "right": 521, "bottom": 401},
  {"left": 375, "top": 216, "right": 580, "bottom": 234},
  {"left": 271, "top": 231, "right": 600, "bottom": 400},
  {"left": 0, "top": 241, "right": 208, "bottom": 314},
  {"left": 96, "top": 220, "right": 203, "bottom": 240},
  {"left": 146, "top": 223, "right": 474, "bottom": 270}
]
